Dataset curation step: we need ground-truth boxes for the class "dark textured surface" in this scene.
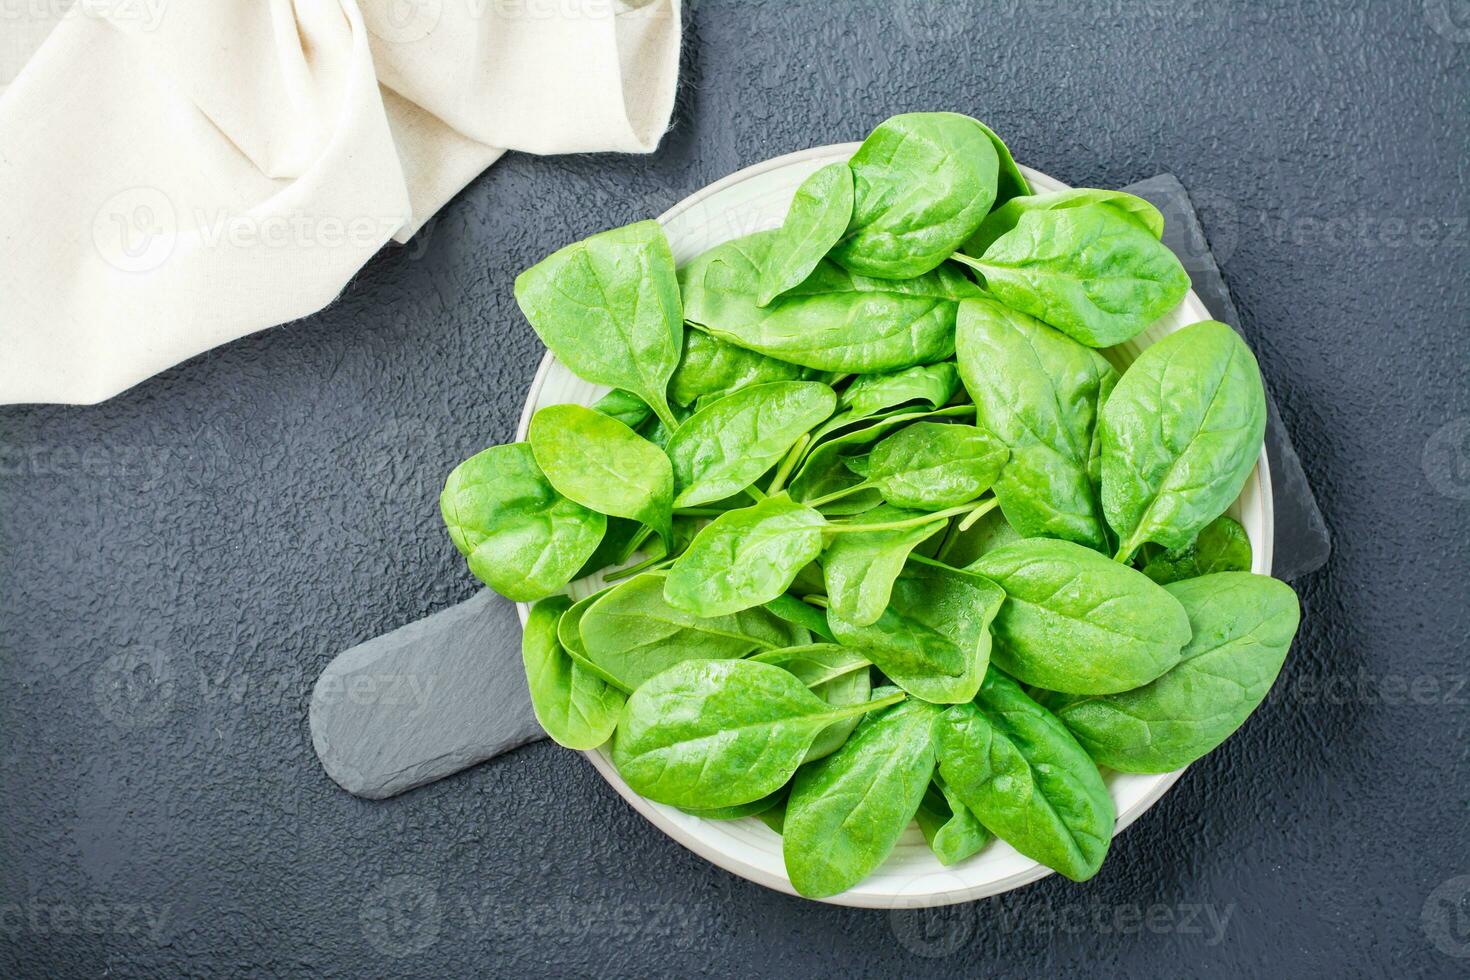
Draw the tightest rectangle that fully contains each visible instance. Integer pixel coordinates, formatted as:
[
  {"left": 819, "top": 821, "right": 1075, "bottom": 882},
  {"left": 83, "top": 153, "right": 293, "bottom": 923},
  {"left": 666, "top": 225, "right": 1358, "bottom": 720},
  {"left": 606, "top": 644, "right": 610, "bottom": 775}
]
[{"left": 2, "top": 1, "right": 1467, "bottom": 976}]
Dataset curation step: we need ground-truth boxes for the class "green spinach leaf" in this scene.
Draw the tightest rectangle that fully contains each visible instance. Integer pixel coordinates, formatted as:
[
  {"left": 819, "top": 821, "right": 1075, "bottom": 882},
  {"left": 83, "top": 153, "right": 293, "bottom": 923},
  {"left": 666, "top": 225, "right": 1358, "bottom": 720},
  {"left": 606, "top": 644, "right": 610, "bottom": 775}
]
[
  {"left": 963, "top": 188, "right": 1164, "bottom": 256},
  {"left": 522, "top": 596, "right": 626, "bottom": 750},
  {"left": 973, "top": 118, "right": 1030, "bottom": 208},
  {"left": 579, "top": 572, "right": 807, "bottom": 689},
  {"left": 1041, "top": 572, "right": 1300, "bottom": 772},
  {"left": 937, "top": 670, "right": 1114, "bottom": 882},
  {"left": 590, "top": 389, "right": 653, "bottom": 430},
  {"left": 864, "top": 421, "right": 1008, "bottom": 509},
  {"left": 764, "top": 593, "right": 836, "bottom": 642},
  {"left": 514, "top": 220, "right": 682, "bottom": 428},
  {"left": 789, "top": 405, "right": 974, "bottom": 514},
  {"left": 556, "top": 588, "right": 633, "bottom": 693},
  {"left": 783, "top": 697, "right": 940, "bottom": 897},
  {"left": 663, "top": 495, "right": 827, "bottom": 616},
  {"left": 1141, "top": 514, "right": 1253, "bottom": 584},
  {"left": 666, "top": 381, "right": 836, "bottom": 508},
  {"left": 1101, "top": 319, "right": 1268, "bottom": 563},
  {"left": 680, "top": 230, "right": 982, "bottom": 373},
  {"left": 668, "top": 329, "right": 811, "bottom": 408},
  {"left": 752, "top": 644, "right": 875, "bottom": 762},
  {"left": 838, "top": 362, "right": 961, "bottom": 419},
  {"left": 956, "top": 203, "right": 1190, "bottom": 348},
  {"left": 529, "top": 403, "right": 674, "bottom": 547},
  {"left": 821, "top": 504, "right": 948, "bottom": 626},
  {"left": 970, "top": 537, "right": 1190, "bottom": 694},
  {"left": 758, "top": 162, "right": 855, "bottom": 305},
  {"left": 829, "top": 557, "right": 1003, "bottom": 704},
  {"left": 914, "top": 777, "right": 990, "bottom": 867},
  {"left": 831, "top": 112, "right": 999, "bottom": 279},
  {"left": 681, "top": 788, "right": 789, "bottom": 821},
  {"left": 955, "top": 297, "right": 1117, "bottom": 551},
  {"left": 611, "top": 659, "right": 904, "bottom": 809},
  {"left": 440, "top": 443, "right": 605, "bottom": 602}
]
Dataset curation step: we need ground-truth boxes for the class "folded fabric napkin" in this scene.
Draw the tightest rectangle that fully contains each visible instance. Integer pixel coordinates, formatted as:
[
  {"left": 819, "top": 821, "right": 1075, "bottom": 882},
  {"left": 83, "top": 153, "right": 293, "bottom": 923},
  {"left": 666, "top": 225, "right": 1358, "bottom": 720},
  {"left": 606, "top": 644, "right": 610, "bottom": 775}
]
[
  {"left": 0, "top": 0, "right": 681, "bottom": 405},
  {"left": 309, "top": 173, "right": 1332, "bottom": 799}
]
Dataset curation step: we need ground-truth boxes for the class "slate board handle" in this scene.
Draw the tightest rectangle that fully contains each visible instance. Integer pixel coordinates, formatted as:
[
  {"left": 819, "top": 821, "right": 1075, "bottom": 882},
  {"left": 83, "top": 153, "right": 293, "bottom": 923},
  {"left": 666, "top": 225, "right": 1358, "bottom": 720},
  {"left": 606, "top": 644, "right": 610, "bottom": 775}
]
[{"left": 310, "top": 589, "right": 543, "bottom": 799}]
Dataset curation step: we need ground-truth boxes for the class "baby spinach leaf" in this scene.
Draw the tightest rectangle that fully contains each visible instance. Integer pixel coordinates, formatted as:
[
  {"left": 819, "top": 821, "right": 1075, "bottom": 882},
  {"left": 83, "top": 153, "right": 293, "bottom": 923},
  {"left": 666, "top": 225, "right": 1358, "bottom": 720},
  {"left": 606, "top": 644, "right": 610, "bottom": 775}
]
[
  {"left": 957, "top": 203, "right": 1191, "bottom": 348},
  {"left": 590, "top": 389, "right": 653, "bottom": 430},
  {"left": 1101, "top": 319, "right": 1268, "bottom": 563},
  {"left": 668, "top": 329, "right": 811, "bottom": 408},
  {"left": 758, "top": 162, "right": 854, "bottom": 305},
  {"left": 789, "top": 405, "right": 974, "bottom": 514},
  {"left": 556, "top": 588, "right": 632, "bottom": 693},
  {"left": 865, "top": 421, "right": 1008, "bottom": 509},
  {"left": 680, "top": 230, "right": 982, "bottom": 373},
  {"left": 803, "top": 661, "right": 874, "bottom": 762},
  {"left": 937, "top": 670, "right": 1114, "bottom": 882},
  {"left": 914, "top": 777, "right": 990, "bottom": 867},
  {"left": 666, "top": 381, "right": 836, "bottom": 508},
  {"left": 783, "top": 698, "right": 941, "bottom": 897},
  {"left": 831, "top": 112, "right": 999, "bottom": 279},
  {"left": 751, "top": 644, "right": 874, "bottom": 760},
  {"left": 529, "top": 403, "right": 674, "bottom": 547},
  {"left": 829, "top": 557, "right": 1003, "bottom": 704},
  {"left": 973, "top": 118, "right": 1030, "bottom": 209},
  {"left": 610, "top": 659, "right": 904, "bottom": 809},
  {"left": 764, "top": 593, "right": 836, "bottom": 642},
  {"left": 579, "top": 572, "right": 808, "bottom": 689},
  {"left": 663, "top": 495, "right": 827, "bottom": 616},
  {"left": 681, "top": 788, "right": 789, "bottom": 821},
  {"left": 955, "top": 297, "right": 1117, "bottom": 552},
  {"left": 837, "top": 362, "right": 961, "bottom": 420},
  {"left": 439, "top": 443, "right": 606, "bottom": 602},
  {"left": 522, "top": 596, "right": 626, "bottom": 750},
  {"left": 821, "top": 504, "right": 948, "bottom": 627},
  {"left": 1141, "top": 514, "right": 1253, "bottom": 585},
  {"left": 963, "top": 188, "right": 1164, "bottom": 257},
  {"left": 514, "top": 220, "right": 683, "bottom": 428},
  {"left": 1041, "top": 572, "right": 1300, "bottom": 773},
  {"left": 750, "top": 643, "right": 872, "bottom": 687},
  {"left": 971, "top": 537, "right": 1191, "bottom": 694}
]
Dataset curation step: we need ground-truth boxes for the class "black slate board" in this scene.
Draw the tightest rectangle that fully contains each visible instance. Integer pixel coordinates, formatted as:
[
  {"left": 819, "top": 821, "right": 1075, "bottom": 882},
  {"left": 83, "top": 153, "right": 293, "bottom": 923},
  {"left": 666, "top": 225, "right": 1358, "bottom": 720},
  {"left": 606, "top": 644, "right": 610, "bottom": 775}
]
[{"left": 2, "top": 3, "right": 1466, "bottom": 977}]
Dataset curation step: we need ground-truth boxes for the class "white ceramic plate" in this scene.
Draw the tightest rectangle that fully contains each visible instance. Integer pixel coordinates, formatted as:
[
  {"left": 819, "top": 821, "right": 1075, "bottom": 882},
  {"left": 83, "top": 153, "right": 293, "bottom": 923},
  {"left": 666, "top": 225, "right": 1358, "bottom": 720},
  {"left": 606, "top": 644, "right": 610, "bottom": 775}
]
[{"left": 515, "top": 144, "right": 1274, "bottom": 908}]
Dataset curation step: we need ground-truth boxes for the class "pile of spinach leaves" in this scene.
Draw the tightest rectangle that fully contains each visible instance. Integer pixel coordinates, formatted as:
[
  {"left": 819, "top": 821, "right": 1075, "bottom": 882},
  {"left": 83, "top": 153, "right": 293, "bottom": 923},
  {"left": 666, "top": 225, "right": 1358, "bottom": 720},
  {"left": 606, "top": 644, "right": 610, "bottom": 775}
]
[{"left": 440, "top": 112, "right": 1301, "bottom": 899}]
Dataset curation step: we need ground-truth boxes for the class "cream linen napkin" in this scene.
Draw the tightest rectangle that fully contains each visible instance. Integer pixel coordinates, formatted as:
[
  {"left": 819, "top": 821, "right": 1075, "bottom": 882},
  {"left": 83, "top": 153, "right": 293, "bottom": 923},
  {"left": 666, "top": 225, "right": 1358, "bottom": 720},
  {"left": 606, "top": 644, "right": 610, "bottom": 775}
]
[{"left": 0, "top": 0, "right": 681, "bottom": 405}]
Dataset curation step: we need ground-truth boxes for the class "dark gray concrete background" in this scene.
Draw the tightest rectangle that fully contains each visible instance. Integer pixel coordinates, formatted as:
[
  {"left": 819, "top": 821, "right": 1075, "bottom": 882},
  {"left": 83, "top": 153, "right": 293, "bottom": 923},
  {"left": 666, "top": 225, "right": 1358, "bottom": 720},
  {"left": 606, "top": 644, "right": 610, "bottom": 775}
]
[{"left": 3, "top": 1, "right": 1468, "bottom": 976}]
